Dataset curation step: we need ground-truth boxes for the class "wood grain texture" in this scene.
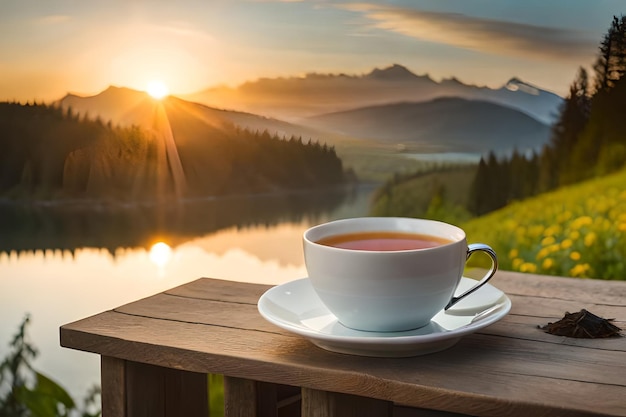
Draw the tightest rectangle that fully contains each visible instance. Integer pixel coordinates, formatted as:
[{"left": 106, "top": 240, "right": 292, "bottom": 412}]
[
  {"left": 101, "top": 356, "right": 126, "bottom": 417},
  {"left": 301, "top": 388, "right": 392, "bottom": 417},
  {"left": 61, "top": 273, "right": 626, "bottom": 417},
  {"left": 125, "top": 361, "right": 208, "bottom": 417},
  {"left": 224, "top": 376, "right": 256, "bottom": 417},
  {"left": 125, "top": 361, "right": 165, "bottom": 417}
]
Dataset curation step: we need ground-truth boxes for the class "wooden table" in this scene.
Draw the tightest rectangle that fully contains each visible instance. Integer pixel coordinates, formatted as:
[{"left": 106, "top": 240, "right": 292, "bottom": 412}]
[{"left": 60, "top": 270, "right": 626, "bottom": 417}]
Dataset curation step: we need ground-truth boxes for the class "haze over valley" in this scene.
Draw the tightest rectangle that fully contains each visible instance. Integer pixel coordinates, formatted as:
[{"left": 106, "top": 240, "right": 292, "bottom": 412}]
[{"left": 60, "top": 64, "right": 562, "bottom": 165}]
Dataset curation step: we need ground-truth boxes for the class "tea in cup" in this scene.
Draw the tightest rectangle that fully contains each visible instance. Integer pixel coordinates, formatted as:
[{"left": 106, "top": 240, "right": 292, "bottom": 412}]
[{"left": 303, "top": 217, "right": 498, "bottom": 332}]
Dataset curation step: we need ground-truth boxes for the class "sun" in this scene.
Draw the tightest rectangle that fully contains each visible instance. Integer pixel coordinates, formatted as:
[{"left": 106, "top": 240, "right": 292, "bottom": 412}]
[
  {"left": 149, "top": 242, "right": 172, "bottom": 268},
  {"left": 146, "top": 80, "right": 169, "bottom": 99}
]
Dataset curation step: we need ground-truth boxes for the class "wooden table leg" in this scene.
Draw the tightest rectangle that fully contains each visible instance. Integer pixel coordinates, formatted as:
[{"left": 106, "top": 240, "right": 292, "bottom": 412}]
[
  {"left": 301, "top": 387, "right": 392, "bottom": 417},
  {"left": 101, "top": 356, "right": 208, "bottom": 417},
  {"left": 101, "top": 356, "right": 126, "bottom": 417},
  {"left": 224, "top": 377, "right": 257, "bottom": 416}
]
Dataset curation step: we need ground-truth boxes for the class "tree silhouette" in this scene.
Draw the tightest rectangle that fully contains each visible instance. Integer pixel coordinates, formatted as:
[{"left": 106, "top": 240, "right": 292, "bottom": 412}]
[
  {"left": 549, "top": 67, "right": 591, "bottom": 185},
  {"left": 593, "top": 15, "right": 626, "bottom": 93},
  {"left": 0, "top": 103, "right": 349, "bottom": 201}
]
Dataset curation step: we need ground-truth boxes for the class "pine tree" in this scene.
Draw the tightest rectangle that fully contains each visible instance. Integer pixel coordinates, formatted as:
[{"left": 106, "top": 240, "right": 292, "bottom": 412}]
[
  {"left": 593, "top": 15, "right": 626, "bottom": 93},
  {"left": 549, "top": 67, "right": 591, "bottom": 185},
  {"left": 468, "top": 157, "right": 489, "bottom": 215}
]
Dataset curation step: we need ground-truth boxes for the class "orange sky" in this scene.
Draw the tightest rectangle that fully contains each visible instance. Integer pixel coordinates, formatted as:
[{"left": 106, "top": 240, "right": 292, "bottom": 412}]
[{"left": 1, "top": 1, "right": 622, "bottom": 102}]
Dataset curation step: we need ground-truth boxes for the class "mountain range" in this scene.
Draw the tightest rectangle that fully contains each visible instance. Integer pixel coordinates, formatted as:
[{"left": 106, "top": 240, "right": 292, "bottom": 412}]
[
  {"left": 304, "top": 97, "right": 551, "bottom": 154},
  {"left": 58, "top": 64, "right": 563, "bottom": 157},
  {"left": 184, "top": 64, "right": 563, "bottom": 125}
]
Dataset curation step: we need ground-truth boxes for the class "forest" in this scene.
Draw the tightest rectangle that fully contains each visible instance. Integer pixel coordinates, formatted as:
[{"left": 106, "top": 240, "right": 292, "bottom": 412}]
[{"left": 0, "top": 102, "right": 350, "bottom": 201}]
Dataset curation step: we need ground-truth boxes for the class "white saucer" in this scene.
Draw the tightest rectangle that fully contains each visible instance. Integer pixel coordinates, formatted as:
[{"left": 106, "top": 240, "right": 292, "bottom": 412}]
[{"left": 258, "top": 277, "right": 511, "bottom": 357}]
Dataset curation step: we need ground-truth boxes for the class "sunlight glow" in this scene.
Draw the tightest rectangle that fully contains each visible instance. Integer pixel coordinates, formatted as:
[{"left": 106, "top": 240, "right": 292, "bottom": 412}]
[
  {"left": 146, "top": 80, "right": 169, "bottom": 99},
  {"left": 149, "top": 242, "right": 173, "bottom": 267}
]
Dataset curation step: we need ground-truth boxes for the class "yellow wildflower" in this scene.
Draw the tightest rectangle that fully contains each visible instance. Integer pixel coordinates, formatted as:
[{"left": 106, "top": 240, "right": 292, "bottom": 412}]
[
  {"left": 548, "top": 244, "right": 561, "bottom": 253},
  {"left": 536, "top": 247, "right": 550, "bottom": 260},
  {"left": 542, "top": 258, "right": 554, "bottom": 270},
  {"left": 569, "top": 230, "right": 580, "bottom": 240},
  {"left": 570, "top": 251, "right": 581, "bottom": 261},
  {"left": 570, "top": 263, "right": 591, "bottom": 277},
  {"left": 541, "top": 236, "right": 556, "bottom": 246},
  {"left": 520, "top": 262, "right": 537, "bottom": 273},
  {"left": 508, "top": 248, "right": 519, "bottom": 259},
  {"left": 512, "top": 258, "right": 524, "bottom": 269},
  {"left": 571, "top": 216, "right": 593, "bottom": 229},
  {"left": 584, "top": 232, "right": 597, "bottom": 247},
  {"left": 543, "top": 225, "right": 561, "bottom": 237},
  {"left": 619, "top": 223, "right": 626, "bottom": 232},
  {"left": 560, "top": 239, "right": 573, "bottom": 249}
]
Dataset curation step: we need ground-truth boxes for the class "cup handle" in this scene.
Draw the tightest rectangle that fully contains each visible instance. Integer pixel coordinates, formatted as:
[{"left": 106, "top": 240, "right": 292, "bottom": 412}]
[{"left": 444, "top": 243, "right": 498, "bottom": 310}]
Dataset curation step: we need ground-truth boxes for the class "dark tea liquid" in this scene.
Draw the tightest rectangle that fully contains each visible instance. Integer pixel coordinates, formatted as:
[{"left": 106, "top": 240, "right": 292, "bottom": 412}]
[{"left": 316, "top": 231, "right": 452, "bottom": 251}]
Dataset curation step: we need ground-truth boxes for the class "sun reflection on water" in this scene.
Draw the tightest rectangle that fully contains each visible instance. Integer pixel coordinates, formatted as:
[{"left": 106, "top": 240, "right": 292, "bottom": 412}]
[{"left": 149, "top": 241, "right": 173, "bottom": 268}]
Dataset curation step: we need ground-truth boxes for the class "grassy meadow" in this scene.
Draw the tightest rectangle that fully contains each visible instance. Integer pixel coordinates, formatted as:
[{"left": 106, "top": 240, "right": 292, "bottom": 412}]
[{"left": 461, "top": 167, "right": 626, "bottom": 280}]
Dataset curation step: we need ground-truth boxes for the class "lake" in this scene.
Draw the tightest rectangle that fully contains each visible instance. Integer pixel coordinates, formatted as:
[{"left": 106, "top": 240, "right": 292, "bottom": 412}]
[
  {"left": 0, "top": 184, "right": 375, "bottom": 402},
  {"left": 404, "top": 152, "right": 483, "bottom": 164}
]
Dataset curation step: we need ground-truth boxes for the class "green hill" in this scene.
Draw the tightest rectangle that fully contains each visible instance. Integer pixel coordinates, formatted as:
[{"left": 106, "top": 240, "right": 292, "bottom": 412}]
[
  {"left": 461, "top": 168, "right": 626, "bottom": 280},
  {"left": 304, "top": 97, "right": 551, "bottom": 154}
]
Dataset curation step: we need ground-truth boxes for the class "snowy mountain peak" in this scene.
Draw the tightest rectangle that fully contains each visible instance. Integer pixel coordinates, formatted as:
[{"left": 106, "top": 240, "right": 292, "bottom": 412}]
[{"left": 505, "top": 78, "right": 541, "bottom": 96}]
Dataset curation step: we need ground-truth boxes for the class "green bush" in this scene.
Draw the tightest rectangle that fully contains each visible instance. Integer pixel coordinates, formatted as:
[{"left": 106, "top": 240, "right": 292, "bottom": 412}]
[{"left": 0, "top": 316, "right": 101, "bottom": 417}]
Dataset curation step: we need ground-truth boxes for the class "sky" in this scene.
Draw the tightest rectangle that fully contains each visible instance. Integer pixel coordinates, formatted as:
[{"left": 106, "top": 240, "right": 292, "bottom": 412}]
[{"left": 1, "top": 0, "right": 624, "bottom": 102}]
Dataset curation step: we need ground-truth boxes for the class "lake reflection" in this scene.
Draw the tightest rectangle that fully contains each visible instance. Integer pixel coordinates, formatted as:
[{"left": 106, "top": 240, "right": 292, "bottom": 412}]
[{"left": 0, "top": 185, "right": 374, "bottom": 402}]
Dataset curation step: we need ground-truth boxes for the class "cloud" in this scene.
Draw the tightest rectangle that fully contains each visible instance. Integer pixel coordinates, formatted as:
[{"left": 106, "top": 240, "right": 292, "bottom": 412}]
[
  {"left": 36, "top": 15, "right": 72, "bottom": 25},
  {"left": 341, "top": 3, "right": 597, "bottom": 62}
]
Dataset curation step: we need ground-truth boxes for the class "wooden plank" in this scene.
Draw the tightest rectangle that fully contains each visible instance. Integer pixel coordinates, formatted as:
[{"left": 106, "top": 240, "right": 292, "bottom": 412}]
[
  {"left": 111, "top": 276, "right": 626, "bottom": 345},
  {"left": 224, "top": 376, "right": 257, "bottom": 417},
  {"left": 113, "top": 293, "right": 281, "bottom": 334},
  {"left": 165, "top": 277, "right": 271, "bottom": 303},
  {"left": 61, "top": 311, "right": 626, "bottom": 416},
  {"left": 477, "top": 270, "right": 626, "bottom": 305},
  {"left": 507, "top": 293, "right": 626, "bottom": 322},
  {"left": 124, "top": 361, "right": 208, "bottom": 417},
  {"left": 117, "top": 275, "right": 626, "bottom": 334},
  {"left": 112, "top": 290, "right": 625, "bottom": 351},
  {"left": 301, "top": 388, "right": 392, "bottom": 417},
  {"left": 254, "top": 381, "right": 278, "bottom": 417},
  {"left": 393, "top": 405, "right": 468, "bottom": 417},
  {"left": 126, "top": 361, "right": 165, "bottom": 417},
  {"left": 101, "top": 356, "right": 126, "bottom": 417},
  {"left": 393, "top": 405, "right": 467, "bottom": 417},
  {"left": 480, "top": 313, "right": 625, "bottom": 350},
  {"left": 163, "top": 368, "right": 208, "bottom": 417}
]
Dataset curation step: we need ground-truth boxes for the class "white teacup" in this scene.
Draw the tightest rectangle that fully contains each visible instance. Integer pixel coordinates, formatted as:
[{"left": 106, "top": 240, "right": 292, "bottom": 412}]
[{"left": 303, "top": 217, "right": 498, "bottom": 332}]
